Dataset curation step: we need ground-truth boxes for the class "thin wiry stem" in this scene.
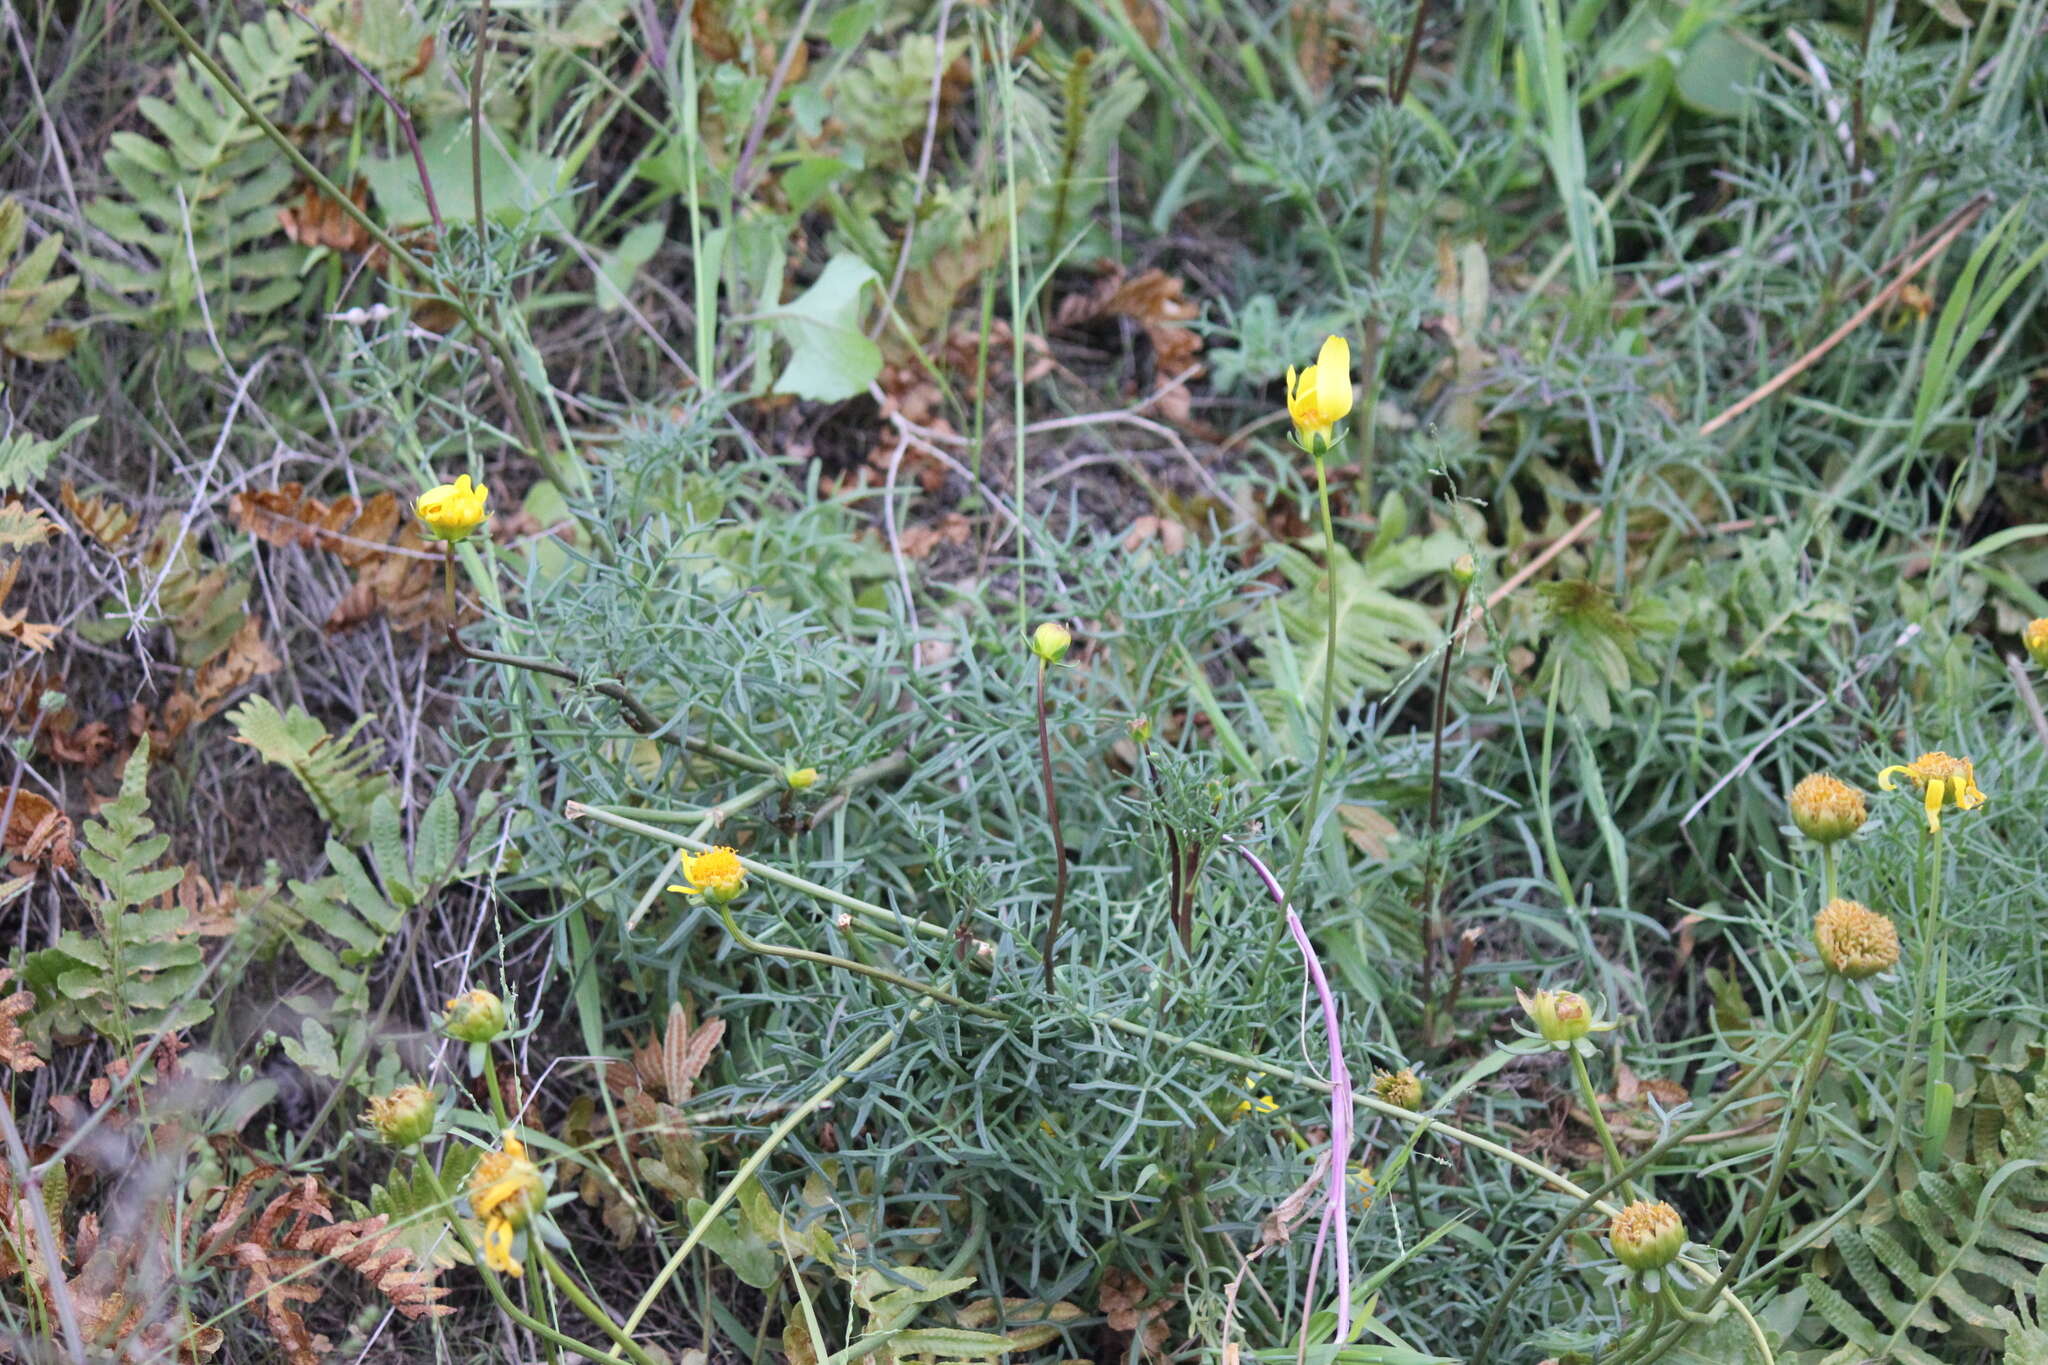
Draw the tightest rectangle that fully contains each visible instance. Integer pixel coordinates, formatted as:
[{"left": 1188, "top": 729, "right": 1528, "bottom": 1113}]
[{"left": 1037, "top": 659, "right": 1070, "bottom": 990}]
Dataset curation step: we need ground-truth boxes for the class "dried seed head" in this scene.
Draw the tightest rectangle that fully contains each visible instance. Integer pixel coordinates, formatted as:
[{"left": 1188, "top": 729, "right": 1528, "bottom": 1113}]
[
  {"left": 1371, "top": 1067, "right": 1423, "bottom": 1111},
  {"left": 1609, "top": 1200, "right": 1685, "bottom": 1271}
]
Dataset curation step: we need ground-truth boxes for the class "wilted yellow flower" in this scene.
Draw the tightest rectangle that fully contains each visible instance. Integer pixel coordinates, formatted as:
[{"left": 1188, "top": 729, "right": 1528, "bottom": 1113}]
[
  {"left": 1877, "top": 751, "right": 1985, "bottom": 833},
  {"left": 1788, "top": 773, "right": 1866, "bottom": 844},
  {"left": 669, "top": 846, "right": 747, "bottom": 904},
  {"left": 470, "top": 1131, "right": 546, "bottom": 1279},
  {"left": 1516, "top": 987, "right": 1614, "bottom": 1045},
  {"left": 1609, "top": 1200, "right": 1684, "bottom": 1272},
  {"left": 1028, "top": 620, "right": 1073, "bottom": 665},
  {"left": 1813, "top": 898, "right": 1900, "bottom": 979},
  {"left": 1231, "top": 1073, "right": 1279, "bottom": 1120},
  {"left": 362, "top": 1085, "right": 437, "bottom": 1147},
  {"left": 2025, "top": 619, "right": 2048, "bottom": 670},
  {"left": 1284, "top": 335, "right": 1353, "bottom": 455},
  {"left": 1371, "top": 1067, "right": 1423, "bottom": 1111},
  {"left": 415, "top": 474, "right": 489, "bottom": 542},
  {"left": 442, "top": 989, "right": 508, "bottom": 1044}
]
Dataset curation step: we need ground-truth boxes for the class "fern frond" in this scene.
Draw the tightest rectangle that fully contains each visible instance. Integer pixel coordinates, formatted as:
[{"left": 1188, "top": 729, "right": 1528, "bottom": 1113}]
[{"left": 228, "top": 696, "right": 394, "bottom": 843}]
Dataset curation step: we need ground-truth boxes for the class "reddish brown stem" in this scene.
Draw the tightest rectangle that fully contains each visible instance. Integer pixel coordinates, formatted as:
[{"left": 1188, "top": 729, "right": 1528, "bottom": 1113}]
[{"left": 1037, "top": 662, "right": 1068, "bottom": 991}]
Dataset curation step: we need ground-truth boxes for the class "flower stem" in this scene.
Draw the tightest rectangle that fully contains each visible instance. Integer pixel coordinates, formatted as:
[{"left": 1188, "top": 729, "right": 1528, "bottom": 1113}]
[
  {"left": 1419, "top": 580, "right": 1469, "bottom": 1024},
  {"left": 1036, "top": 659, "right": 1069, "bottom": 991},
  {"left": 1281, "top": 451, "right": 1343, "bottom": 906},
  {"left": 1686, "top": 995, "right": 1838, "bottom": 1315},
  {"left": 482, "top": 1055, "right": 513, "bottom": 1130},
  {"left": 1569, "top": 1049, "right": 1634, "bottom": 1201},
  {"left": 536, "top": 1243, "right": 663, "bottom": 1365},
  {"left": 1535, "top": 658, "right": 1575, "bottom": 910},
  {"left": 1821, "top": 840, "right": 1838, "bottom": 906}
]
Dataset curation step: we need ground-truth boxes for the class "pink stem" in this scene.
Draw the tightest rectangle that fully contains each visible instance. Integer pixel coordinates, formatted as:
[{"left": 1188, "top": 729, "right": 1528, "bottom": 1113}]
[{"left": 1235, "top": 845, "right": 1354, "bottom": 1341}]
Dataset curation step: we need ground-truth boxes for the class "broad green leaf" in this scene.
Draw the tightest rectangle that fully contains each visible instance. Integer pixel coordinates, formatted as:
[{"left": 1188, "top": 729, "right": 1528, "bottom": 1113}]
[{"left": 767, "top": 254, "right": 882, "bottom": 401}]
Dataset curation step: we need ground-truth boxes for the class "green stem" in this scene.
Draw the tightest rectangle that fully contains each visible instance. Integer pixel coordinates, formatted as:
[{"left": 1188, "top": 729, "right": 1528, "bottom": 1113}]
[
  {"left": 719, "top": 905, "right": 999, "bottom": 1020},
  {"left": 1037, "top": 659, "right": 1069, "bottom": 991},
  {"left": 482, "top": 1057, "right": 512, "bottom": 1130},
  {"left": 1821, "top": 840, "right": 1838, "bottom": 907},
  {"left": 1570, "top": 1049, "right": 1634, "bottom": 1200},
  {"left": 1281, "top": 451, "right": 1343, "bottom": 904},
  {"left": 1535, "top": 660, "right": 1575, "bottom": 909},
  {"left": 1686, "top": 996, "right": 1838, "bottom": 1315},
  {"left": 536, "top": 1243, "right": 662, "bottom": 1365}
]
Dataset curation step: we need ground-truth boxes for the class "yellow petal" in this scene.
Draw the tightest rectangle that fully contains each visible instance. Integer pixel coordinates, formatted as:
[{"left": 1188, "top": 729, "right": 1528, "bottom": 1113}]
[
  {"left": 1876, "top": 765, "right": 1909, "bottom": 791},
  {"left": 1924, "top": 778, "right": 1944, "bottom": 832},
  {"left": 1314, "top": 335, "right": 1353, "bottom": 422}
]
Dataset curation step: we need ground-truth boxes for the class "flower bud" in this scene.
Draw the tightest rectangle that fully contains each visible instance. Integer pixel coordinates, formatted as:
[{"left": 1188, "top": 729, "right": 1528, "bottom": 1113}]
[
  {"left": 1371, "top": 1067, "right": 1423, "bottom": 1111},
  {"left": 1450, "top": 554, "right": 1477, "bottom": 588},
  {"left": 1028, "top": 621, "right": 1072, "bottom": 665},
  {"left": 1813, "top": 898, "right": 1899, "bottom": 980},
  {"left": 1516, "top": 987, "right": 1606, "bottom": 1044},
  {"left": 1128, "top": 716, "right": 1153, "bottom": 744},
  {"left": 1609, "top": 1200, "right": 1685, "bottom": 1272},
  {"left": 2026, "top": 618, "right": 2048, "bottom": 670},
  {"left": 362, "top": 1084, "right": 438, "bottom": 1147},
  {"left": 785, "top": 766, "right": 820, "bottom": 791},
  {"left": 1788, "top": 773, "right": 1867, "bottom": 844},
  {"left": 443, "top": 989, "right": 509, "bottom": 1043}
]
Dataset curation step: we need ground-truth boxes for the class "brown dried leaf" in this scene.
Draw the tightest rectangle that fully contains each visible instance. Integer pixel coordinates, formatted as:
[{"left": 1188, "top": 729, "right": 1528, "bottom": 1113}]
[
  {"left": 59, "top": 480, "right": 137, "bottom": 548},
  {"left": 277, "top": 179, "right": 373, "bottom": 254},
  {"left": 1053, "top": 267, "right": 1204, "bottom": 422},
  {"left": 0, "top": 968, "right": 42, "bottom": 1073},
  {"left": 0, "top": 560, "right": 59, "bottom": 653},
  {"left": 898, "top": 513, "right": 971, "bottom": 560},
  {"left": 293, "top": 1212, "right": 453, "bottom": 1320},
  {"left": 4, "top": 788, "right": 74, "bottom": 871},
  {"left": 190, "top": 615, "right": 282, "bottom": 718},
  {"left": 229, "top": 485, "right": 454, "bottom": 635}
]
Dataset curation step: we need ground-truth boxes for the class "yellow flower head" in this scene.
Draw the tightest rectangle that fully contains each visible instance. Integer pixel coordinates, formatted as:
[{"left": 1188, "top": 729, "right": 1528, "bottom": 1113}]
[
  {"left": 2025, "top": 619, "right": 2048, "bottom": 670},
  {"left": 1877, "top": 751, "right": 1985, "bottom": 833},
  {"left": 1515, "top": 987, "right": 1615, "bottom": 1046},
  {"left": 470, "top": 1131, "right": 546, "bottom": 1279},
  {"left": 362, "top": 1084, "right": 437, "bottom": 1147},
  {"left": 442, "top": 988, "right": 509, "bottom": 1044},
  {"left": 1813, "top": 898, "right": 1900, "bottom": 980},
  {"left": 415, "top": 474, "right": 489, "bottom": 543},
  {"left": 1231, "top": 1073, "right": 1279, "bottom": 1120},
  {"left": 785, "top": 766, "right": 821, "bottom": 791},
  {"left": 1609, "top": 1200, "right": 1685, "bottom": 1272},
  {"left": 1284, "top": 335, "right": 1354, "bottom": 456},
  {"left": 1371, "top": 1067, "right": 1423, "bottom": 1112},
  {"left": 1787, "top": 773, "right": 1867, "bottom": 844},
  {"left": 670, "top": 846, "right": 747, "bottom": 905}
]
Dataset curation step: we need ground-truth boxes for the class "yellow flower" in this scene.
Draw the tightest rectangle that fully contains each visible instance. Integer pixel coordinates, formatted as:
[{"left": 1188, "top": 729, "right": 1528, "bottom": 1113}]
[
  {"left": 1609, "top": 1200, "right": 1685, "bottom": 1272},
  {"left": 362, "top": 1084, "right": 437, "bottom": 1147},
  {"left": 1876, "top": 751, "right": 1985, "bottom": 833},
  {"left": 669, "top": 846, "right": 748, "bottom": 905},
  {"left": 1231, "top": 1073, "right": 1279, "bottom": 1120},
  {"left": 2025, "top": 619, "right": 2048, "bottom": 670},
  {"left": 442, "top": 989, "right": 509, "bottom": 1043},
  {"left": 469, "top": 1131, "right": 546, "bottom": 1279},
  {"left": 1813, "top": 898, "right": 1900, "bottom": 980},
  {"left": 1787, "top": 773, "right": 1866, "bottom": 844},
  {"left": 1028, "top": 620, "right": 1073, "bottom": 665},
  {"left": 1285, "top": 335, "right": 1353, "bottom": 455},
  {"left": 785, "top": 766, "right": 821, "bottom": 791},
  {"left": 415, "top": 474, "right": 489, "bottom": 542},
  {"left": 1371, "top": 1067, "right": 1423, "bottom": 1111}
]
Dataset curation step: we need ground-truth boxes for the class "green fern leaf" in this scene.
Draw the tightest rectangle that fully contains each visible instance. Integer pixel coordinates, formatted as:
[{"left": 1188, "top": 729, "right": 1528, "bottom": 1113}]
[{"left": 229, "top": 696, "right": 394, "bottom": 843}]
